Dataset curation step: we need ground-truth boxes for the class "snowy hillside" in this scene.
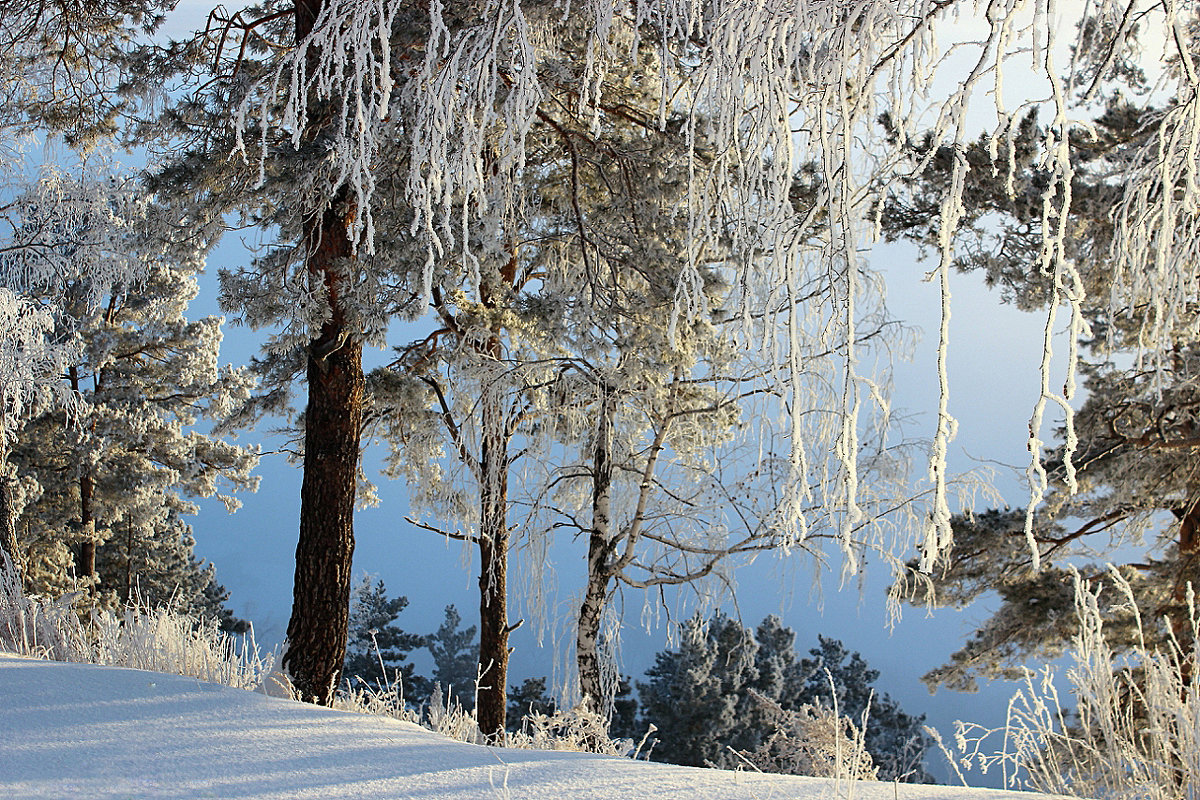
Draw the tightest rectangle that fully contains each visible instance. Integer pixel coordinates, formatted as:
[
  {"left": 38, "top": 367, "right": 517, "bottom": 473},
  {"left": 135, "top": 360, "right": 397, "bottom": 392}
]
[{"left": 0, "top": 654, "right": 1051, "bottom": 800}]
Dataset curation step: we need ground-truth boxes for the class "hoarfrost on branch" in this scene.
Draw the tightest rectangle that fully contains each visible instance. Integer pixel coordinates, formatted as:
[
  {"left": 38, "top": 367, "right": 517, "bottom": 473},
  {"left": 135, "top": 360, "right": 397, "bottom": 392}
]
[{"left": 233, "top": 0, "right": 1200, "bottom": 570}]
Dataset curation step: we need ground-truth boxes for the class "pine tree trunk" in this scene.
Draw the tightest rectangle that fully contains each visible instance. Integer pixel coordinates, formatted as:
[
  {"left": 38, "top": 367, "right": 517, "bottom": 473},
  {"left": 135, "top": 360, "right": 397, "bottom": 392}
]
[
  {"left": 282, "top": 194, "right": 363, "bottom": 706},
  {"left": 0, "top": 452, "right": 20, "bottom": 580},
  {"left": 476, "top": 385, "right": 510, "bottom": 740},
  {"left": 280, "top": 0, "right": 366, "bottom": 708},
  {"left": 578, "top": 383, "right": 615, "bottom": 712},
  {"left": 68, "top": 367, "right": 97, "bottom": 591},
  {"left": 77, "top": 470, "right": 95, "bottom": 590},
  {"left": 1173, "top": 496, "right": 1200, "bottom": 666}
]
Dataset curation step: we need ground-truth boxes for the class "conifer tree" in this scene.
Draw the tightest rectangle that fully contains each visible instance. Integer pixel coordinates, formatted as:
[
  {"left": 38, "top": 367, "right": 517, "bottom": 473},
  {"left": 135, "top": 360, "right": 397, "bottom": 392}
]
[
  {"left": 0, "top": 1, "right": 187, "bottom": 581},
  {"left": 638, "top": 614, "right": 931, "bottom": 780},
  {"left": 796, "top": 636, "right": 932, "bottom": 783},
  {"left": 342, "top": 576, "right": 423, "bottom": 693},
  {"left": 0, "top": 0, "right": 171, "bottom": 145},
  {"left": 422, "top": 604, "right": 479, "bottom": 712},
  {"left": 0, "top": 291, "right": 76, "bottom": 574},
  {"left": 0, "top": 162, "right": 166, "bottom": 581},
  {"left": 637, "top": 613, "right": 766, "bottom": 768},
  {"left": 143, "top": 0, "right": 432, "bottom": 705},
  {"left": 10, "top": 253, "right": 258, "bottom": 611},
  {"left": 507, "top": 677, "right": 556, "bottom": 729}
]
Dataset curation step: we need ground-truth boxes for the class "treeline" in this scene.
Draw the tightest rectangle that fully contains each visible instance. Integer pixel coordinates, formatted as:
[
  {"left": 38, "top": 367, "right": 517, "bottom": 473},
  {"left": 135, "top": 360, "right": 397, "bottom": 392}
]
[{"left": 346, "top": 579, "right": 933, "bottom": 782}]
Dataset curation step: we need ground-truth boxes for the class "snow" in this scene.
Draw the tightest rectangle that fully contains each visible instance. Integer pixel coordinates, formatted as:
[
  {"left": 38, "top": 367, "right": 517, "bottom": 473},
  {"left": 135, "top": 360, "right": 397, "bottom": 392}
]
[{"left": 0, "top": 654, "right": 1051, "bottom": 800}]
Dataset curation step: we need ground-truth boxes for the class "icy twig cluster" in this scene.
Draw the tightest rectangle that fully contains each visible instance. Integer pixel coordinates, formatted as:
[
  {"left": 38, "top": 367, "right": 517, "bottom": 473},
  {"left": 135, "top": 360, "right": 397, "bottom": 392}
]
[{"left": 955, "top": 567, "right": 1200, "bottom": 798}]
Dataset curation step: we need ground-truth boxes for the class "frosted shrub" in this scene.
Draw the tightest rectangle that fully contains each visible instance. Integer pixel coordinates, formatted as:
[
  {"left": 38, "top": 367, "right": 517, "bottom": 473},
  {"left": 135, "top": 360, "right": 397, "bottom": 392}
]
[
  {"left": 335, "top": 678, "right": 421, "bottom": 726},
  {"left": 741, "top": 690, "right": 877, "bottom": 781},
  {"left": 0, "top": 550, "right": 87, "bottom": 661},
  {"left": 0, "top": 552, "right": 271, "bottom": 689},
  {"left": 509, "top": 704, "right": 626, "bottom": 755},
  {"left": 86, "top": 602, "right": 271, "bottom": 689},
  {"left": 958, "top": 567, "right": 1199, "bottom": 799},
  {"left": 423, "top": 683, "right": 486, "bottom": 745},
  {"left": 335, "top": 670, "right": 626, "bottom": 754}
]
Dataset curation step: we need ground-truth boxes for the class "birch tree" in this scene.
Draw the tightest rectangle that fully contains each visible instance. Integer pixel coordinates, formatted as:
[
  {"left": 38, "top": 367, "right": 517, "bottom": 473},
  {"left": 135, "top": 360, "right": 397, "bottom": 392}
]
[{"left": 365, "top": 25, "right": 893, "bottom": 732}]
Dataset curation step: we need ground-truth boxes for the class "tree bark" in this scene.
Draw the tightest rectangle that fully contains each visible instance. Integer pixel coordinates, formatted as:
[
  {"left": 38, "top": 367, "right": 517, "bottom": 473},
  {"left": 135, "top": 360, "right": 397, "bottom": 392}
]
[
  {"left": 1173, "top": 495, "right": 1200, "bottom": 661},
  {"left": 279, "top": 0, "right": 366, "bottom": 708},
  {"left": 77, "top": 470, "right": 95, "bottom": 589},
  {"left": 68, "top": 366, "right": 96, "bottom": 591},
  {"left": 0, "top": 452, "right": 20, "bottom": 581},
  {"left": 281, "top": 193, "right": 362, "bottom": 705},
  {"left": 476, "top": 385, "right": 511, "bottom": 740},
  {"left": 578, "top": 382, "right": 615, "bottom": 712},
  {"left": 282, "top": 233, "right": 362, "bottom": 703}
]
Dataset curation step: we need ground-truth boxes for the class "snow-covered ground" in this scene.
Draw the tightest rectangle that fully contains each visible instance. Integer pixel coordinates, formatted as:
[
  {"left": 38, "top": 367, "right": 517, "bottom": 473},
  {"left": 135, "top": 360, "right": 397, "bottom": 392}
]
[{"left": 0, "top": 654, "right": 1055, "bottom": 800}]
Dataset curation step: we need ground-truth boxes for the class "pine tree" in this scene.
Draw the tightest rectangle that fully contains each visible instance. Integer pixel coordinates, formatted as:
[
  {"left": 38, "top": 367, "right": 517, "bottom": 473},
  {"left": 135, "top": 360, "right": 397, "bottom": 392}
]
[
  {"left": 95, "top": 512, "right": 246, "bottom": 630},
  {"left": 0, "top": 0, "right": 171, "bottom": 145},
  {"left": 422, "top": 604, "right": 479, "bottom": 712},
  {"left": 796, "top": 636, "right": 932, "bottom": 783},
  {"left": 507, "top": 677, "right": 556, "bottom": 730},
  {"left": 637, "top": 613, "right": 764, "bottom": 768},
  {"left": 10, "top": 254, "right": 257, "bottom": 615},
  {"left": 0, "top": 164, "right": 168, "bottom": 582},
  {"left": 143, "top": 0, "right": 433, "bottom": 705},
  {"left": 0, "top": 290, "right": 77, "bottom": 575},
  {"left": 638, "top": 614, "right": 931, "bottom": 780},
  {"left": 342, "top": 576, "right": 423, "bottom": 695},
  {"left": 608, "top": 676, "right": 640, "bottom": 741}
]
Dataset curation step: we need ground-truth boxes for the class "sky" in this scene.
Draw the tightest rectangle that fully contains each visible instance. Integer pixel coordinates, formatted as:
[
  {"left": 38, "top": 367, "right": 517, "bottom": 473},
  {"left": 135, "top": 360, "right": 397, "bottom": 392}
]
[
  {"left": 156, "top": 0, "right": 1091, "bottom": 787},
  {"left": 183, "top": 234, "right": 1070, "bottom": 789},
  {"left": 1, "top": 653, "right": 1058, "bottom": 799}
]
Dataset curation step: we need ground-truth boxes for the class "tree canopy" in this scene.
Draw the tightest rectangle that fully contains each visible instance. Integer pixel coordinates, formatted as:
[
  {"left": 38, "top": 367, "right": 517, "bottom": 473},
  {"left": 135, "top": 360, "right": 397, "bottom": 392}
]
[
  {"left": 883, "top": 94, "right": 1200, "bottom": 690},
  {"left": 6, "top": 0, "right": 1200, "bottom": 739},
  {"left": 638, "top": 613, "right": 932, "bottom": 782}
]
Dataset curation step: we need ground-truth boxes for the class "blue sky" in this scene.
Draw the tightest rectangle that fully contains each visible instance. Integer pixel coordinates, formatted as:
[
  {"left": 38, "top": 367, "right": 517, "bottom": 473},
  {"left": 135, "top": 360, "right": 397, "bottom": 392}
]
[
  {"left": 158, "top": 1, "right": 1085, "bottom": 785},
  {"left": 183, "top": 227, "right": 1069, "bottom": 786}
]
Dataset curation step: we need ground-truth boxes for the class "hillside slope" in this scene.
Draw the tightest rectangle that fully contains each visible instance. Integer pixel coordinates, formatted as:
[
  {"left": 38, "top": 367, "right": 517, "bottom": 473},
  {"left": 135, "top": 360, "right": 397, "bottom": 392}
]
[{"left": 0, "top": 654, "right": 1050, "bottom": 800}]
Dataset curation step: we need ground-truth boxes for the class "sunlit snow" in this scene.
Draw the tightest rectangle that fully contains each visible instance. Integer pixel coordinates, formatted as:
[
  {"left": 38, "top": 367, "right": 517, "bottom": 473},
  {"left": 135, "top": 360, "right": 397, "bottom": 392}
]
[{"left": 0, "top": 655, "right": 1052, "bottom": 800}]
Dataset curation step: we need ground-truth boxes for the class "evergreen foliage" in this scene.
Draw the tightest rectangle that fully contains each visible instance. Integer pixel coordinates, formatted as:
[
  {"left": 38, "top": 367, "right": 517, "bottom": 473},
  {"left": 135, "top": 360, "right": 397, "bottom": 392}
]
[
  {"left": 608, "top": 676, "right": 640, "bottom": 741},
  {"left": 638, "top": 614, "right": 931, "bottom": 782},
  {"left": 797, "top": 636, "right": 933, "bottom": 783},
  {"left": 341, "top": 576, "right": 423, "bottom": 695},
  {"left": 0, "top": 0, "right": 173, "bottom": 145},
  {"left": 638, "top": 613, "right": 763, "bottom": 769},
  {"left": 10, "top": 257, "right": 257, "bottom": 624},
  {"left": 423, "top": 604, "right": 479, "bottom": 712},
  {"left": 17, "top": 2, "right": 1200, "bottom": 752},
  {"left": 341, "top": 584, "right": 479, "bottom": 712},
  {"left": 507, "top": 677, "right": 556, "bottom": 730},
  {"left": 881, "top": 90, "right": 1200, "bottom": 692}
]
